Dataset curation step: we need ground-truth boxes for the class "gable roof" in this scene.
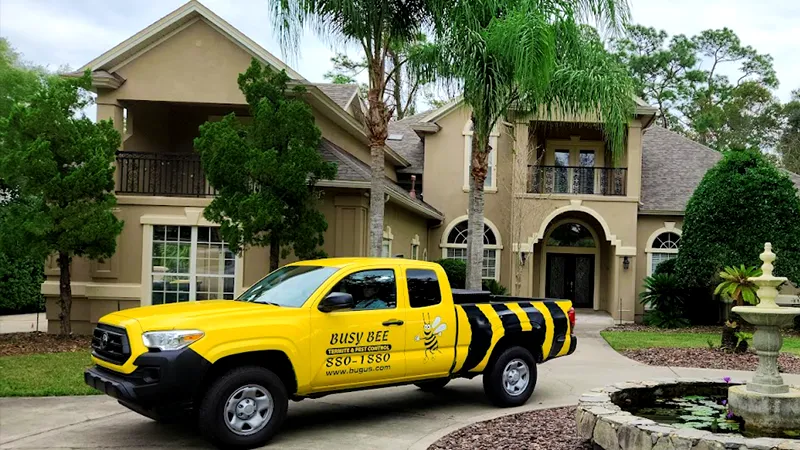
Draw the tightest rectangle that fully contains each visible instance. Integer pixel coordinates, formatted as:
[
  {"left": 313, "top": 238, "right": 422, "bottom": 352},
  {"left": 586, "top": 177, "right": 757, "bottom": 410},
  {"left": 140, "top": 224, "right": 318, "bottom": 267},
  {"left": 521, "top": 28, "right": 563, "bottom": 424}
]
[
  {"left": 387, "top": 112, "right": 428, "bottom": 174},
  {"left": 77, "top": 0, "right": 304, "bottom": 80},
  {"left": 640, "top": 126, "right": 800, "bottom": 213},
  {"left": 318, "top": 139, "right": 443, "bottom": 220},
  {"left": 315, "top": 84, "right": 359, "bottom": 111}
]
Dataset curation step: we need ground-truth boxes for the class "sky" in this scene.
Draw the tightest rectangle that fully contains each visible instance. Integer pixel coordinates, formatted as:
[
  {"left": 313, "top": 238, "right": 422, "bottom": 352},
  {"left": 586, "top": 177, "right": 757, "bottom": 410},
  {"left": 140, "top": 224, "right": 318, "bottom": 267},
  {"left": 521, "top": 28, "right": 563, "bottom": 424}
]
[{"left": 1, "top": 0, "right": 798, "bottom": 104}]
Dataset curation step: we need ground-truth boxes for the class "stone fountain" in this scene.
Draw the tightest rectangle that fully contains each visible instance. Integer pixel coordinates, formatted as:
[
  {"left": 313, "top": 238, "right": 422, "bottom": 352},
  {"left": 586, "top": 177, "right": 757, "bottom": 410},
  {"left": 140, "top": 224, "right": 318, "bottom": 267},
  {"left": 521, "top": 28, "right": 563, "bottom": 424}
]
[{"left": 729, "top": 243, "right": 800, "bottom": 433}]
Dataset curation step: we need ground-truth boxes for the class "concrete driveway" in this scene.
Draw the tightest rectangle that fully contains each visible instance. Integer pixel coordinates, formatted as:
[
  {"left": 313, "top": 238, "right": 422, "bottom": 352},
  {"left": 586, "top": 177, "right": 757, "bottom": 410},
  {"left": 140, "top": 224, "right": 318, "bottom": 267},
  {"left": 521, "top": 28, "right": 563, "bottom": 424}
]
[{"left": 2, "top": 311, "right": 798, "bottom": 450}]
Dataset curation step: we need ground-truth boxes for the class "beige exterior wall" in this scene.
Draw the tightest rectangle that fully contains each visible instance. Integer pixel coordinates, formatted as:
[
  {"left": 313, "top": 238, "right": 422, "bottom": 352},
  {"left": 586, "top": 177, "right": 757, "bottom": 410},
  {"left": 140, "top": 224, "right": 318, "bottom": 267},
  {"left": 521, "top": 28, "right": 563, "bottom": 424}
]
[
  {"left": 424, "top": 104, "right": 514, "bottom": 286},
  {"left": 634, "top": 215, "right": 684, "bottom": 320},
  {"left": 384, "top": 202, "right": 430, "bottom": 260}
]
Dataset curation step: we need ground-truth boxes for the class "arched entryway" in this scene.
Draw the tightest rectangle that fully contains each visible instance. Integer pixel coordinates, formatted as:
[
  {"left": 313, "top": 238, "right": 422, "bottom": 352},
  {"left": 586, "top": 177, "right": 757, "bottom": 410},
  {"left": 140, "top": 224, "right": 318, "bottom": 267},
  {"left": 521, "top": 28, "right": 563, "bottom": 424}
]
[
  {"left": 542, "top": 220, "right": 599, "bottom": 309},
  {"left": 529, "top": 211, "right": 613, "bottom": 311}
]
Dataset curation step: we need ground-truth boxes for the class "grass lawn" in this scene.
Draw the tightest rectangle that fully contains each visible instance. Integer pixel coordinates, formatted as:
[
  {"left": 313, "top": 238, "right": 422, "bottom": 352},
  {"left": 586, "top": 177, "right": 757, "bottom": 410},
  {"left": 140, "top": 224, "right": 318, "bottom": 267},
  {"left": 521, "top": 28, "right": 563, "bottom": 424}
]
[
  {"left": 0, "top": 351, "right": 97, "bottom": 397},
  {"left": 601, "top": 330, "right": 800, "bottom": 356}
]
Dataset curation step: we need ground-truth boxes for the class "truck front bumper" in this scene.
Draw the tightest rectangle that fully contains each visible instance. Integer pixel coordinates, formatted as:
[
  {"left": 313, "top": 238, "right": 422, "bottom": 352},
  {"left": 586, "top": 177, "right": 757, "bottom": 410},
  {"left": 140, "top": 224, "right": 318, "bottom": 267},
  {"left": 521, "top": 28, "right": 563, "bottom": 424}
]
[{"left": 85, "top": 347, "right": 211, "bottom": 412}]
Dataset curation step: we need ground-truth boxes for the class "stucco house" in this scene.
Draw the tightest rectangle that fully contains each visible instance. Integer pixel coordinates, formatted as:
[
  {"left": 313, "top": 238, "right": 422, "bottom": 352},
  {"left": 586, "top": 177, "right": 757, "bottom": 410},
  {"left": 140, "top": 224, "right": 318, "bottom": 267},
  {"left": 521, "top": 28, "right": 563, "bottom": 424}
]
[{"left": 45, "top": 0, "right": 800, "bottom": 332}]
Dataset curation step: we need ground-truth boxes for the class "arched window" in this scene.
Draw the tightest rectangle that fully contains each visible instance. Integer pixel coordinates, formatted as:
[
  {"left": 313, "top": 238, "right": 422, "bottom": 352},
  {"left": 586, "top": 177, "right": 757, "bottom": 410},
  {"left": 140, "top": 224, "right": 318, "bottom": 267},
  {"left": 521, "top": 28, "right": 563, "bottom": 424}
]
[
  {"left": 441, "top": 218, "right": 502, "bottom": 280},
  {"left": 463, "top": 121, "right": 499, "bottom": 191},
  {"left": 646, "top": 230, "right": 681, "bottom": 275},
  {"left": 546, "top": 223, "right": 595, "bottom": 247}
]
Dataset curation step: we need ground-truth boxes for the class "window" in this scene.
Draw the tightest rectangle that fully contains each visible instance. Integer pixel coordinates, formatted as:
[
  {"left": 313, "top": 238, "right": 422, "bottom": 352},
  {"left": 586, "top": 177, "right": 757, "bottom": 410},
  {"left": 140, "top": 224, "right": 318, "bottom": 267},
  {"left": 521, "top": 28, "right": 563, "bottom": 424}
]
[
  {"left": 381, "top": 226, "right": 393, "bottom": 257},
  {"left": 238, "top": 265, "right": 338, "bottom": 307},
  {"left": 329, "top": 269, "right": 397, "bottom": 310},
  {"left": 441, "top": 218, "right": 502, "bottom": 280},
  {"left": 407, "top": 269, "right": 442, "bottom": 308},
  {"left": 463, "top": 121, "right": 499, "bottom": 191},
  {"left": 411, "top": 234, "right": 420, "bottom": 260},
  {"left": 647, "top": 230, "right": 681, "bottom": 275},
  {"left": 546, "top": 223, "right": 596, "bottom": 247},
  {"left": 151, "top": 225, "right": 237, "bottom": 304}
]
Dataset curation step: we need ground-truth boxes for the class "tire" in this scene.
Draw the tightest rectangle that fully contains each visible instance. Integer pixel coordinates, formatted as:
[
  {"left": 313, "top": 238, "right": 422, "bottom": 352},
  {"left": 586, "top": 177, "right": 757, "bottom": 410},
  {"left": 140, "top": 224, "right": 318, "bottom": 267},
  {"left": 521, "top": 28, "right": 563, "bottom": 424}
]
[
  {"left": 414, "top": 378, "right": 450, "bottom": 392},
  {"left": 482, "top": 346, "right": 537, "bottom": 407},
  {"left": 198, "top": 366, "right": 288, "bottom": 449}
]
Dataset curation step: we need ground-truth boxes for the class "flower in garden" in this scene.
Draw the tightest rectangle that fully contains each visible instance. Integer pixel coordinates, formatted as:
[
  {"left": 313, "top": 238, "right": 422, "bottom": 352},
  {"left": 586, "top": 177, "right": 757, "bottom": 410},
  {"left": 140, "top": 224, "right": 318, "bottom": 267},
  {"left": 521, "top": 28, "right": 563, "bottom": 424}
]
[
  {"left": 727, "top": 411, "right": 734, "bottom": 419},
  {"left": 723, "top": 377, "right": 731, "bottom": 383},
  {"left": 721, "top": 399, "right": 727, "bottom": 406}
]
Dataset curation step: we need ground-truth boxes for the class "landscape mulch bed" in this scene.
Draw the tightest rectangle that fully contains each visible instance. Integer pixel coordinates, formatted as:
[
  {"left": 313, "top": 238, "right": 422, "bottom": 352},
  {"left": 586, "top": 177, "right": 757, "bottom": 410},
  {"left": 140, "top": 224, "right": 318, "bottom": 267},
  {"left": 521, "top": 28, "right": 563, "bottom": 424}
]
[
  {"left": 622, "top": 347, "right": 800, "bottom": 374},
  {"left": 429, "top": 406, "right": 590, "bottom": 450},
  {"left": 0, "top": 332, "right": 92, "bottom": 357}
]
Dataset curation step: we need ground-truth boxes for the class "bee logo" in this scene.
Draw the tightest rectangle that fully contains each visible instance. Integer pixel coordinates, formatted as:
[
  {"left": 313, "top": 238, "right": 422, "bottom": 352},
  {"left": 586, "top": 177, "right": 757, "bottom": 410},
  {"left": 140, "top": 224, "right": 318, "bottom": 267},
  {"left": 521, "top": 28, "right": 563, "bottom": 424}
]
[{"left": 415, "top": 313, "right": 447, "bottom": 360}]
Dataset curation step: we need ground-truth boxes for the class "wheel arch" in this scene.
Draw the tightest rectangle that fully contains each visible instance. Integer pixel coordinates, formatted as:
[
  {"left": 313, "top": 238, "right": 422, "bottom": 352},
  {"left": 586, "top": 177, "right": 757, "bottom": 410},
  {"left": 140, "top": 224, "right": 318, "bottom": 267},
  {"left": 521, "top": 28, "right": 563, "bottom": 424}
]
[{"left": 197, "top": 350, "right": 298, "bottom": 401}]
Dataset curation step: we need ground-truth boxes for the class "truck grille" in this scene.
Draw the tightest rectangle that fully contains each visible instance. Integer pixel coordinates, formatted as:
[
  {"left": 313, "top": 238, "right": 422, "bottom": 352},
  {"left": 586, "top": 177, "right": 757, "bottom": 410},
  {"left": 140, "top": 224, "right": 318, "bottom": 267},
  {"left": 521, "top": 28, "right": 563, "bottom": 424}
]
[{"left": 91, "top": 324, "right": 131, "bottom": 365}]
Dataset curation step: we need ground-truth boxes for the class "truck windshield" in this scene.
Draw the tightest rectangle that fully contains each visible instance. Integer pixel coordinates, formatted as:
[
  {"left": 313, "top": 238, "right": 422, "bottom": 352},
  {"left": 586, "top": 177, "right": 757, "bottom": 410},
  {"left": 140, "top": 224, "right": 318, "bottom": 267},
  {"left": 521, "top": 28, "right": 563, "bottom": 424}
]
[{"left": 237, "top": 265, "right": 339, "bottom": 307}]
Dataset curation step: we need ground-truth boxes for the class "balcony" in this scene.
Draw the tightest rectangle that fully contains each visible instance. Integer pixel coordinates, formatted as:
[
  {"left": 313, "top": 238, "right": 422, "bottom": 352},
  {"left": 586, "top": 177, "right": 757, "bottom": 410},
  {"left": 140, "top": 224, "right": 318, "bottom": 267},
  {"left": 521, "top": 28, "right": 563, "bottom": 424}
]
[
  {"left": 527, "top": 165, "right": 627, "bottom": 196},
  {"left": 116, "top": 151, "right": 216, "bottom": 197}
]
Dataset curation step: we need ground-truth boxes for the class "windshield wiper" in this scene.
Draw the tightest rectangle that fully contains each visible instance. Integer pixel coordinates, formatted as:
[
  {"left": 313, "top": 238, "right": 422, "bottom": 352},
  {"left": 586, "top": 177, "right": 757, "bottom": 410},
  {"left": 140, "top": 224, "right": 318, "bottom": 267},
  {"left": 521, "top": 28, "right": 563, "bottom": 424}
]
[{"left": 254, "top": 301, "right": 281, "bottom": 306}]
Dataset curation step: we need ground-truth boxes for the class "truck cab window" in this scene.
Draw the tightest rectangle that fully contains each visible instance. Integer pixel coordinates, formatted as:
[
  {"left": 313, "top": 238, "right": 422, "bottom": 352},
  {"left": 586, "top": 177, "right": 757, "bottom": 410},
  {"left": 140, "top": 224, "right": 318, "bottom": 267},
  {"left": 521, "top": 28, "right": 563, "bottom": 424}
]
[
  {"left": 330, "top": 269, "right": 397, "bottom": 310},
  {"left": 407, "top": 269, "right": 442, "bottom": 308}
]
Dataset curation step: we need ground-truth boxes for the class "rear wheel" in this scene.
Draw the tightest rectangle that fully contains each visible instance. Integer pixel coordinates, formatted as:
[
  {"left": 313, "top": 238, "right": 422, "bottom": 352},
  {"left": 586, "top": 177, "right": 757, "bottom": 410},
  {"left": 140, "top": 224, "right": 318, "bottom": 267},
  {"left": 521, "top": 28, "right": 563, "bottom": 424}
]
[
  {"left": 414, "top": 378, "right": 450, "bottom": 392},
  {"left": 198, "top": 366, "right": 288, "bottom": 449},
  {"left": 483, "top": 346, "right": 537, "bottom": 407}
]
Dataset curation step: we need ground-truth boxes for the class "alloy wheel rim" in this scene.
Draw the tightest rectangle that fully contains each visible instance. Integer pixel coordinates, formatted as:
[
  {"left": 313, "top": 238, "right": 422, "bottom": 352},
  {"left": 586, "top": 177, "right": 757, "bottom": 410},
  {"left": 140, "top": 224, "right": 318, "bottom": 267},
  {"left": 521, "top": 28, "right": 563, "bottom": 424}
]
[
  {"left": 502, "top": 358, "right": 530, "bottom": 396},
  {"left": 223, "top": 384, "right": 273, "bottom": 436}
]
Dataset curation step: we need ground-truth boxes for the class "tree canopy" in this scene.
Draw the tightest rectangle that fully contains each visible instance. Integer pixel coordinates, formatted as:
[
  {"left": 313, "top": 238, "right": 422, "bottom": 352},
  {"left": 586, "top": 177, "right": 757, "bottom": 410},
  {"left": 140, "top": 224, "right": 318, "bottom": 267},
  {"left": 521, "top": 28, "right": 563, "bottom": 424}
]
[
  {"left": 675, "top": 149, "right": 800, "bottom": 295},
  {"left": 778, "top": 89, "right": 800, "bottom": 174},
  {"left": 612, "top": 25, "right": 782, "bottom": 152},
  {"left": 0, "top": 71, "right": 123, "bottom": 334},
  {"left": 416, "top": 0, "right": 635, "bottom": 288},
  {"left": 194, "top": 60, "right": 337, "bottom": 271}
]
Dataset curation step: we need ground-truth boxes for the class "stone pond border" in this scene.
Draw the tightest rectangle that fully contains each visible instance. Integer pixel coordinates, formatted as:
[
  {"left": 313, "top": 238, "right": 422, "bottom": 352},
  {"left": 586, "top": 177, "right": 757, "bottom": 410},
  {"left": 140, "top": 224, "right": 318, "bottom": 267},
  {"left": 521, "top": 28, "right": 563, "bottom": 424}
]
[{"left": 576, "top": 377, "right": 800, "bottom": 450}]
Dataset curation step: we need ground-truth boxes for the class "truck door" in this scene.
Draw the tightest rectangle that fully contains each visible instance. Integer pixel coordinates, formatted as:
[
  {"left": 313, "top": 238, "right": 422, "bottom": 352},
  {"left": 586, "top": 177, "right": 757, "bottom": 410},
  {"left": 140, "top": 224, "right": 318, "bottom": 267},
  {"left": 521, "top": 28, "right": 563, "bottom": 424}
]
[
  {"left": 309, "top": 268, "right": 407, "bottom": 391},
  {"left": 402, "top": 268, "right": 457, "bottom": 380}
]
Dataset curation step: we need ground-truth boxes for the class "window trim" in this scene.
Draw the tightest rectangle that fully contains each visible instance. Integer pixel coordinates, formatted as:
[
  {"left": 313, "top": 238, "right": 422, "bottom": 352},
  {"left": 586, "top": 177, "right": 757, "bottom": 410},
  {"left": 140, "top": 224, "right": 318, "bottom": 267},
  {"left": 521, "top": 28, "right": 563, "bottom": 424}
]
[
  {"left": 645, "top": 224, "right": 682, "bottom": 276},
  {"left": 141, "top": 223, "right": 243, "bottom": 306},
  {"left": 381, "top": 226, "right": 394, "bottom": 257},
  {"left": 463, "top": 120, "right": 500, "bottom": 192},
  {"left": 440, "top": 215, "right": 503, "bottom": 281}
]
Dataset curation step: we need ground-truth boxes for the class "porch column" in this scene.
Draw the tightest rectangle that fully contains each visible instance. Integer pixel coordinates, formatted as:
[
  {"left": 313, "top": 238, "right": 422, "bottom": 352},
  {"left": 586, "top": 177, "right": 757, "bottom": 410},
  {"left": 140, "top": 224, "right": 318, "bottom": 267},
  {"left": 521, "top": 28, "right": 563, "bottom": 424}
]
[
  {"left": 96, "top": 100, "right": 125, "bottom": 148},
  {"left": 614, "top": 252, "right": 638, "bottom": 323},
  {"left": 625, "top": 119, "right": 643, "bottom": 200}
]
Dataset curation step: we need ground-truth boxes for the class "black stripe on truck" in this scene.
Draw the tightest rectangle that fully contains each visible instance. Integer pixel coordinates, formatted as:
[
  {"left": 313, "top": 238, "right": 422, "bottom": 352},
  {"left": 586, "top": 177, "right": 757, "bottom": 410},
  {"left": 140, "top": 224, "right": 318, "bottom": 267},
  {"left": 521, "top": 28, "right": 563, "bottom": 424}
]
[
  {"left": 490, "top": 303, "right": 521, "bottom": 334},
  {"left": 458, "top": 305, "right": 493, "bottom": 374},
  {"left": 544, "top": 302, "right": 568, "bottom": 359}
]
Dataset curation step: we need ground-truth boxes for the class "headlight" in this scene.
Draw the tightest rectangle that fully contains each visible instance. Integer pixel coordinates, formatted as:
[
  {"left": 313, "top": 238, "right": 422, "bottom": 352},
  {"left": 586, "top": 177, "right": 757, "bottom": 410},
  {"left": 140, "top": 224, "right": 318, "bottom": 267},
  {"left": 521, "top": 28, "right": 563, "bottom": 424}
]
[{"left": 142, "top": 330, "right": 204, "bottom": 351}]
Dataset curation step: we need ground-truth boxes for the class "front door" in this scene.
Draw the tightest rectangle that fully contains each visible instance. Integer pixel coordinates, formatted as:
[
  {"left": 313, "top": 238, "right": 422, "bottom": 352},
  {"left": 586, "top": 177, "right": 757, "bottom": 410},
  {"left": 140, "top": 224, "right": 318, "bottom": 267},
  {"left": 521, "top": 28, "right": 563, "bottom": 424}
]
[
  {"left": 546, "top": 254, "right": 594, "bottom": 308},
  {"left": 309, "top": 268, "right": 407, "bottom": 391}
]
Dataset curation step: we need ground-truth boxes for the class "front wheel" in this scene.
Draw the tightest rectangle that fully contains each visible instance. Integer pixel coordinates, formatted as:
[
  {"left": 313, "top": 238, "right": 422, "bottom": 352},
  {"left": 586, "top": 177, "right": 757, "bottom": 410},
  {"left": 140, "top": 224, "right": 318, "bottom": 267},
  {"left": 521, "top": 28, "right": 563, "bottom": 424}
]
[
  {"left": 198, "top": 366, "right": 288, "bottom": 449},
  {"left": 483, "top": 346, "right": 537, "bottom": 407}
]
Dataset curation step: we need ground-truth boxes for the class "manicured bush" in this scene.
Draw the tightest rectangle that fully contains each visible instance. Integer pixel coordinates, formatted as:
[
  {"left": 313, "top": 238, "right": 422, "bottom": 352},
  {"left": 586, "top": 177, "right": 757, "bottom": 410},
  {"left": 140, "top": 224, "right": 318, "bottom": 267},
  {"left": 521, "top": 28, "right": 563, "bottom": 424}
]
[
  {"left": 435, "top": 258, "right": 467, "bottom": 289},
  {"left": 640, "top": 273, "right": 689, "bottom": 328},
  {"left": 0, "top": 253, "right": 44, "bottom": 315},
  {"left": 481, "top": 279, "right": 508, "bottom": 295},
  {"left": 653, "top": 258, "right": 677, "bottom": 276},
  {"left": 675, "top": 149, "right": 800, "bottom": 319}
]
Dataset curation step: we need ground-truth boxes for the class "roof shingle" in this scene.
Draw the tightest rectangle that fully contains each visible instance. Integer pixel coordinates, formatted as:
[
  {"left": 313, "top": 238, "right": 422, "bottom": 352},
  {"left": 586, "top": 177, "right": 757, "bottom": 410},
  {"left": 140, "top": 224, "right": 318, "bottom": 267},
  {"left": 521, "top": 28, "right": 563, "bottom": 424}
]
[
  {"left": 315, "top": 83, "right": 359, "bottom": 110},
  {"left": 387, "top": 112, "right": 428, "bottom": 174},
  {"left": 640, "top": 126, "right": 800, "bottom": 212}
]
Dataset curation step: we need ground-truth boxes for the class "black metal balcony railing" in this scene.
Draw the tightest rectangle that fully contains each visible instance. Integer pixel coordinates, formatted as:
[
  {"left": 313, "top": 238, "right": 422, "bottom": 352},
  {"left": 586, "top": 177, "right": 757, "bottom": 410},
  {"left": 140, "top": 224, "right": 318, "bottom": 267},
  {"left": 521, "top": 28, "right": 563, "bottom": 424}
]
[
  {"left": 527, "top": 165, "right": 627, "bottom": 196},
  {"left": 116, "top": 151, "right": 217, "bottom": 197}
]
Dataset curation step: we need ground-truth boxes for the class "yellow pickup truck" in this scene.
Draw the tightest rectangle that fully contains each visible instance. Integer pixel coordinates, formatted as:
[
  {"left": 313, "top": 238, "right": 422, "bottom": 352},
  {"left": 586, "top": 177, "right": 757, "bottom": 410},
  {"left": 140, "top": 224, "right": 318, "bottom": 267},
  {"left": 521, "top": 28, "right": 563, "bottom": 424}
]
[{"left": 85, "top": 258, "right": 576, "bottom": 448}]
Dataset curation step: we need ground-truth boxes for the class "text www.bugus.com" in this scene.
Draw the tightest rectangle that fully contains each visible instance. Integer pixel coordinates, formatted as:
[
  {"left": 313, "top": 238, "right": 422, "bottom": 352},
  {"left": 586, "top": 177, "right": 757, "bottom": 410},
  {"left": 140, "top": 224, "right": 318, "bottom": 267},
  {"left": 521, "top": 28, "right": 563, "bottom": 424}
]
[{"left": 325, "top": 365, "right": 391, "bottom": 376}]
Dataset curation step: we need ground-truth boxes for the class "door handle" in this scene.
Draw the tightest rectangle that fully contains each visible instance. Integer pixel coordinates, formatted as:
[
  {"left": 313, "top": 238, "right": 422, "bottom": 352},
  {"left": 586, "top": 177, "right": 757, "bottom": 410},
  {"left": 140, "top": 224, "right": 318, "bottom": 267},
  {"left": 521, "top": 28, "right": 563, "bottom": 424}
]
[{"left": 382, "top": 319, "right": 404, "bottom": 326}]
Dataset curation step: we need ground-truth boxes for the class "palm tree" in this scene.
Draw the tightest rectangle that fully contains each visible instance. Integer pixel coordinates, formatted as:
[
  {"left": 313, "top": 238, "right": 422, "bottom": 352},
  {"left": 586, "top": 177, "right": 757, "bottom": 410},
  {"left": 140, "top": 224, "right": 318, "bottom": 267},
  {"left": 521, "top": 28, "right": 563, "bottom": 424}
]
[
  {"left": 417, "top": 0, "right": 635, "bottom": 288},
  {"left": 267, "top": 0, "right": 434, "bottom": 256}
]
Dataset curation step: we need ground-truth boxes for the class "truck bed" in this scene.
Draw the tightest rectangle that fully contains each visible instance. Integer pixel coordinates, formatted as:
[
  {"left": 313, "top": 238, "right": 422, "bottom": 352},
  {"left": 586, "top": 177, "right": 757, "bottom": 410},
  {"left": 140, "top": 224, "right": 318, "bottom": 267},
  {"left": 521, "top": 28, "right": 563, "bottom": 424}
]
[{"left": 451, "top": 289, "right": 563, "bottom": 305}]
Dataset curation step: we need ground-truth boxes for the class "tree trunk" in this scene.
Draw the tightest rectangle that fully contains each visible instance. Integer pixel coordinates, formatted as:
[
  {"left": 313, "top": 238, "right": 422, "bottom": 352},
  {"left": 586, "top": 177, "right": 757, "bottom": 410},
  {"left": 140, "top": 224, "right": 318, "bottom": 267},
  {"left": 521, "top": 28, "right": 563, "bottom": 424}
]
[
  {"left": 57, "top": 252, "right": 72, "bottom": 335},
  {"left": 269, "top": 235, "right": 280, "bottom": 272},
  {"left": 365, "top": 60, "right": 390, "bottom": 257},
  {"left": 466, "top": 129, "right": 490, "bottom": 290}
]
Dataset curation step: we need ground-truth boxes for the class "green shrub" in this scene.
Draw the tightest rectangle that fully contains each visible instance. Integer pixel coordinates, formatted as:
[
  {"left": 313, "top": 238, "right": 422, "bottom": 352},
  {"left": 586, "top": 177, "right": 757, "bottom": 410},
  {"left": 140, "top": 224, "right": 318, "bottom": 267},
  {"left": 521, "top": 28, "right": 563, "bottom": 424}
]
[
  {"left": 481, "top": 279, "right": 507, "bottom": 295},
  {"left": 0, "top": 253, "right": 44, "bottom": 314},
  {"left": 434, "top": 258, "right": 467, "bottom": 289},
  {"left": 675, "top": 149, "right": 800, "bottom": 316},
  {"left": 653, "top": 258, "right": 677, "bottom": 276},
  {"left": 640, "top": 273, "right": 689, "bottom": 328}
]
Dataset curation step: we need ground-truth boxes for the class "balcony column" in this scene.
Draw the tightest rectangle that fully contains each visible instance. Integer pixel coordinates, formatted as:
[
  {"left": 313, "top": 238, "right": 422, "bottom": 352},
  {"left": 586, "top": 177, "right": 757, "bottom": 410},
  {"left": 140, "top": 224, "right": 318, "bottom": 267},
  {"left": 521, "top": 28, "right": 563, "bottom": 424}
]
[
  {"left": 96, "top": 100, "right": 124, "bottom": 148},
  {"left": 625, "top": 119, "right": 643, "bottom": 199}
]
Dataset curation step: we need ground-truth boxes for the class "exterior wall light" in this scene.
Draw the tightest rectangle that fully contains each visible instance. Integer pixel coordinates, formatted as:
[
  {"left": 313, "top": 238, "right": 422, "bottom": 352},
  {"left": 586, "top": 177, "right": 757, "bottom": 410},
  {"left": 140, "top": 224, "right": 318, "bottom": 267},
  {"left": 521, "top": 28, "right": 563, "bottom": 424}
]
[{"left": 623, "top": 256, "right": 630, "bottom": 270}]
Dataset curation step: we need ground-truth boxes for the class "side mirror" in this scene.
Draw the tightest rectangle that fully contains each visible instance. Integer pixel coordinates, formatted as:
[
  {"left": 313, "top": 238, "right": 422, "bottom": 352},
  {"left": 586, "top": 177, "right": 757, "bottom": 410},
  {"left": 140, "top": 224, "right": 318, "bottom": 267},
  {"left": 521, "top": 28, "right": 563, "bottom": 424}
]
[{"left": 319, "top": 292, "right": 354, "bottom": 312}]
